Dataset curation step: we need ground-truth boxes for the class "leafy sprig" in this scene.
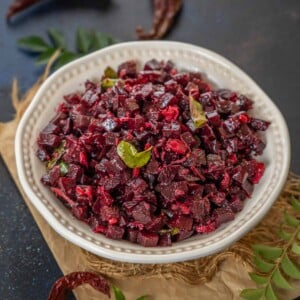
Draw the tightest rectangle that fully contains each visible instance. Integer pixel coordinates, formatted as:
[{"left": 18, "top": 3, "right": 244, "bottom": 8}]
[
  {"left": 17, "top": 28, "right": 119, "bottom": 69},
  {"left": 240, "top": 196, "right": 300, "bottom": 300}
]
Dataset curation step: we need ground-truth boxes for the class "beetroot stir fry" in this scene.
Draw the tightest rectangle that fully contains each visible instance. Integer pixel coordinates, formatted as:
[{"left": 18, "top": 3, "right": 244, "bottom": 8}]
[{"left": 36, "top": 59, "right": 270, "bottom": 247}]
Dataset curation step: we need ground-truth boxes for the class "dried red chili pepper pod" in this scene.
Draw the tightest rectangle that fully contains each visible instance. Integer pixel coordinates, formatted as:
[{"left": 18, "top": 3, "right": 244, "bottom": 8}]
[
  {"left": 136, "top": 0, "right": 183, "bottom": 39},
  {"left": 47, "top": 272, "right": 111, "bottom": 300}
]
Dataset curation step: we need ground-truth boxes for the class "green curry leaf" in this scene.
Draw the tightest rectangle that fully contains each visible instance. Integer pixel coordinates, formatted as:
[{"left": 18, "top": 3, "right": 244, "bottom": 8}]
[
  {"left": 112, "top": 285, "right": 126, "bottom": 300},
  {"left": 117, "top": 141, "right": 152, "bottom": 169},
  {"left": 189, "top": 95, "right": 206, "bottom": 128},
  {"left": 104, "top": 66, "right": 118, "bottom": 79},
  {"left": 17, "top": 36, "right": 50, "bottom": 53},
  {"left": 101, "top": 78, "right": 120, "bottom": 89},
  {"left": 48, "top": 29, "right": 66, "bottom": 49}
]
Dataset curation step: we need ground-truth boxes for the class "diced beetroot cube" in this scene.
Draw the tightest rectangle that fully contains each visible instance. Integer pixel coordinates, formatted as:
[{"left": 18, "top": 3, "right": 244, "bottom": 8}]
[
  {"left": 96, "top": 187, "right": 114, "bottom": 206},
  {"left": 162, "top": 121, "right": 181, "bottom": 137},
  {"left": 100, "top": 206, "right": 120, "bottom": 222},
  {"left": 145, "top": 215, "right": 165, "bottom": 231},
  {"left": 72, "top": 115, "right": 91, "bottom": 131},
  {"left": 241, "top": 180, "right": 254, "bottom": 197},
  {"left": 165, "top": 139, "right": 188, "bottom": 154},
  {"left": 213, "top": 207, "right": 235, "bottom": 227},
  {"left": 72, "top": 204, "right": 88, "bottom": 220},
  {"left": 75, "top": 185, "right": 93, "bottom": 204},
  {"left": 41, "top": 165, "right": 61, "bottom": 186},
  {"left": 132, "top": 201, "right": 152, "bottom": 224},
  {"left": 164, "top": 79, "right": 178, "bottom": 93},
  {"left": 146, "top": 158, "right": 160, "bottom": 174},
  {"left": 38, "top": 133, "right": 61, "bottom": 148},
  {"left": 137, "top": 232, "right": 159, "bottom": 247},
  {"left": 128, "top": 178, "right": 148, "bottom": 194},
  {"left": 41, "top": 123, "right": 61, "bottom": 135},
  {"left": 161, "top": 105, "right": 179, "bottom": 121},
  {"left": 106, "top": 225, "right": 124, "bottom": 240},
  {"left": 171, "top": 215, "right": 193, "bottom": 232},
  {"left": 176, "top": 230, "right": 194, "bottom": 241},
  {"left": 251, "top": 162, "right": 265, "bottom": 184},
  {"left": 127, "top": 229, "right": 138, "bottom": 243},
  {"left": 118, "top": 60, "right": 137, "bottom": 78},
  {"left": 58, "top": 177, "right": 76, "bottom": 197},
  {"left": 249, "top": 118, "right": 270, "bottom": 131},
  {"left": 158, "top": 233, "right": 172, "bottom": 246},
  {"left": 173, "top": 72, "right": 189, "bottom": 86},
  {"left": 124, "top": 98, "right": 140, "bottom": 112},
  {"left": 229, "top": 196, "right": 244, "bottom": 212},
  {"left": 206, "top": 110, "right": 221, "bottom": 127},
  {"left": 144, "top": 59, "right": 161, "bottom": 71},
  {"left": 191, "top": 197, "right": 210, "bottom": 218},
  {"left": 196, "top": 221, "right": 216, "bottom": 234}
]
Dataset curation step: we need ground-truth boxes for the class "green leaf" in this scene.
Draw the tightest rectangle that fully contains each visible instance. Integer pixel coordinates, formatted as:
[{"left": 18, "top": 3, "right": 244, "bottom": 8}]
[
  {"left": 117, "top": 141, "right": 152, "bottom": 169},
  {"left": 249, "top": 272, "right": 268, "bottom": 285},
  {"left": 91, "top": 31, "right": 117, "bottom": 50},
  {"left": 112, "top": 285, "right": 126, "bottom": 300},
  {"left": 48, "top": 29, "right": 66, "bottom": 49},
  {"left": 240, "top": 288, "right": 264, "bottom": 300},
  {"left": 284, "top": 211, "right": 300, "bottom": 227},
  {"left": 47, "top": 141, "right": 66, "bottom": 169},
  {"left": 136, "top": 296, "right": 148, "bottom": 300},
  {"left": 290, "top": 196, "right": 300, "bottom": 212},
  {"left": 253, "top": 244, "right": 283, "bottom": 260},
  {"left": 254, "top": 255, "right": 275, "bottom": 273},
  {"left": 17, "top": 36, "right": 50, "bottom": 53},
  {"left": 271, "top": 268, "right": 293, "bottom": 289},
  {"left": 281, "top": 254, "right": 300, "bottom": 279},
  {"left": 101, "top": 78, "right": 120, "bottom": 89},
  {"left": 54, "top": 51, "right": 79, "bottom": 69},
  {"left": 104, "top": 66, "right": 118, "bottom": 79},
  {"left": 189, "top": 95, "right": 206, "bottom": 128},
  {"left": 265, "top": 284, "right": 278, "bottom": 300},
  {"left": 59, "top": 161, "right": 69, "bottom": 176},
  {"left": 159, "top": 227, "right": 179, "bottom": 236},
  {"left": 35, "top": 48, "right": 56, "bottom": 65},
  {"left": 278, "top": 224, "right": 292, "bottom": 241},
  {"left": 76, "top": 28, "right": 92, "bottom": 53},
  {"left": 291, "top": 242, "right": 300, "bottom": 255}
]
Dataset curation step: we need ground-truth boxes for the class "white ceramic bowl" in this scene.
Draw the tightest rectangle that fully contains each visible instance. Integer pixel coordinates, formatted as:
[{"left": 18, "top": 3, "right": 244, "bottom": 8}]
[{"left": 15, "top": 41, "right": 290, "bottom": 263}]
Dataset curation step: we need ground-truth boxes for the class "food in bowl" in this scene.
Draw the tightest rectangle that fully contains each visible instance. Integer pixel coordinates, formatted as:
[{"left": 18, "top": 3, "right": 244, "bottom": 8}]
[{"left": 36, "top": 59, "right": 270, "bottom": 247}]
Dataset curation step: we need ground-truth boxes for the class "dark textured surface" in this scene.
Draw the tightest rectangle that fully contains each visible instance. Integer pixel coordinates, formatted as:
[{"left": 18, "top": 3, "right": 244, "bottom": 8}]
[{"left": 0, "top": 0, "right": 299, "bottom": 299}]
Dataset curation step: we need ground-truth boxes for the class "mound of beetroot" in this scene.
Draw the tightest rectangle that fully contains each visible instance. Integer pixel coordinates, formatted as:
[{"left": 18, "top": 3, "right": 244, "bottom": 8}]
[{"left": 36, "top": 59, "right": 270, "bottom": 247}]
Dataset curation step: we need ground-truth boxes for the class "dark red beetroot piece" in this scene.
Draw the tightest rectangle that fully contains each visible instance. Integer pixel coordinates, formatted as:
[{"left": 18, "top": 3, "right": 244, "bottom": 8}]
[{"left": 36, "top": 59, "right": 270, "bottom": 247}]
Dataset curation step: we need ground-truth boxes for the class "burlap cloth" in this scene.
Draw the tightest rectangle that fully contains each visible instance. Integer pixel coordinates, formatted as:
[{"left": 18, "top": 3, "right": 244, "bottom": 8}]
[{"left": 1, "top": 68, "right": 300, "bottom": 299}]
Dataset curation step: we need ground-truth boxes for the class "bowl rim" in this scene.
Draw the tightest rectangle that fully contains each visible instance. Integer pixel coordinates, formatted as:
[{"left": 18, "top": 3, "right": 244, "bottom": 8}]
[{"left": 15, "top": 41, "right": 291, "bottom": 263}]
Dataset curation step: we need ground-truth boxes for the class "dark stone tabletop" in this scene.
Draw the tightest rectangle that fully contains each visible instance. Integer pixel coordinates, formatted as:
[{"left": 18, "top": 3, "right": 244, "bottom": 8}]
[{"left": 0, "top": 0, "right": 299, "bottom": 299}]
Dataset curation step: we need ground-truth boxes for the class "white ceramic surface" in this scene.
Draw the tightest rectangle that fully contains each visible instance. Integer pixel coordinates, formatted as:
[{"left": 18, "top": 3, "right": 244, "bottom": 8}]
[{"left": 15, "top": 41, "right": 290, "bottom": 263}]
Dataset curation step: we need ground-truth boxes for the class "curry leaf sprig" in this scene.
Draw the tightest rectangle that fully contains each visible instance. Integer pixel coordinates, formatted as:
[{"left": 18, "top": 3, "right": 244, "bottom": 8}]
[
  {"left": 240, "top": 196, "right": 300, "bottom": 300},
  {"left": 17, "top": 28, "right": 119, "bottom": 69}
]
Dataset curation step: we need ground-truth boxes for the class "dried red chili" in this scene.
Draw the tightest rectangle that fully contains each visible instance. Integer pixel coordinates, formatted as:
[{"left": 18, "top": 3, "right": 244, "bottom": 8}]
[
  {"left": 136, "top": 0, "right": 183, "bottom": 39},
  {"left": 6, "top": 0, "right": 40, "bottom": 20},
  {"left": 47, "top": 272, "right": 111, "bottom": 300}
]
